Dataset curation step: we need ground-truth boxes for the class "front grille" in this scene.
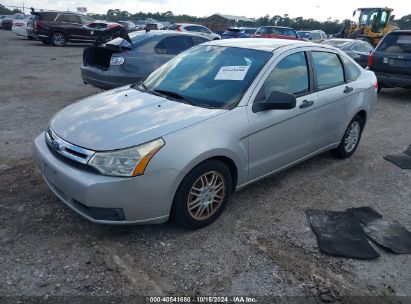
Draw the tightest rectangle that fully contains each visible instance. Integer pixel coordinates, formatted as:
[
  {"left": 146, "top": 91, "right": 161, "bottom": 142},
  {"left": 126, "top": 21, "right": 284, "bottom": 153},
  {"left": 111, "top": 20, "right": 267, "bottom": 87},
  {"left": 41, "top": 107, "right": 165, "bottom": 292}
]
[{"left": 45, "top": 129, "right": 95, "bottom": 165}]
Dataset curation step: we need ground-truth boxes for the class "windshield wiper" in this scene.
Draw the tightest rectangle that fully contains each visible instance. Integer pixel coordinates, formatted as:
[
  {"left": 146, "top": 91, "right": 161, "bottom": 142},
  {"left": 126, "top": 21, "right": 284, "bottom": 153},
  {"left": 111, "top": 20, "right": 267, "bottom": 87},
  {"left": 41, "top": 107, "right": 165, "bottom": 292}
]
[
  {"left": 131, "top": 82, "right": 164, "bottom": 97},
  {"left": 153, "top": 89, "right": 194, "bottom": 106}
]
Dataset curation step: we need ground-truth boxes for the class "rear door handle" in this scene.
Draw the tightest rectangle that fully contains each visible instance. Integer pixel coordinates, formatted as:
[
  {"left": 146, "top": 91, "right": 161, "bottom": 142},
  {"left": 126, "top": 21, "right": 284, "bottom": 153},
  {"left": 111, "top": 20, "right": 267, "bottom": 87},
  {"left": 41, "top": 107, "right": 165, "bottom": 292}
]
[
  {"left": 300, "top": 100, "right": 314, "bottom": 109},
  {"left": 344, "top": 86, "right": 354, "bottom": 94}
]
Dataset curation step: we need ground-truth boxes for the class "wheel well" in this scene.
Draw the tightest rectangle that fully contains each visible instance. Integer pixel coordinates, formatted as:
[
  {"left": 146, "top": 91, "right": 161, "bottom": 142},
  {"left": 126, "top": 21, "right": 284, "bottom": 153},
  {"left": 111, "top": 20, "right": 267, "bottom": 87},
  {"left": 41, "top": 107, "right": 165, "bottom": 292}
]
[
  {"left": 211, "top": 156, "right": 238, "bottom": 193},
  {"left": 356, "top": 110, "right": 367, "bottom": 128}
]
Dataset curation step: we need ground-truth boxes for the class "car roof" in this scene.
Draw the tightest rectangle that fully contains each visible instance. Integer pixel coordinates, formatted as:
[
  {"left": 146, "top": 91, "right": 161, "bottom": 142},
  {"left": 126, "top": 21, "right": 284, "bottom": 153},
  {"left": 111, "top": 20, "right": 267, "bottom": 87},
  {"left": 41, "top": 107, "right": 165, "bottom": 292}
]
[
  {"left": 388, "top": 30, "right": 411, "bottom": 34},
  {"left": 301, "top": 30, "right": 325, "bottom": 33},
  {"left": 132, "top": 30, "right": 210, "bottom": 39},
  {"left": 327, "top": 38, "right": 356, "bottom": 42},
  {"left": 205, "top": 38, "right": 323, "bottom": 52},
  {"left": 258, "top": 25, "right": 293, "bottom": 29}
]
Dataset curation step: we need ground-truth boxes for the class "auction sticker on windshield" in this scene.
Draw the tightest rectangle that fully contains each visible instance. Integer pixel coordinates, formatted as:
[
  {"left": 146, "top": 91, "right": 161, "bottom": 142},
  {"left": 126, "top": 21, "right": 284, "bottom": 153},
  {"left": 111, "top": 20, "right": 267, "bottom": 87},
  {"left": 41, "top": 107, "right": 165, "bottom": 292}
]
[{"left": 214, "top": 66, "right": 250, "bottom": 81}]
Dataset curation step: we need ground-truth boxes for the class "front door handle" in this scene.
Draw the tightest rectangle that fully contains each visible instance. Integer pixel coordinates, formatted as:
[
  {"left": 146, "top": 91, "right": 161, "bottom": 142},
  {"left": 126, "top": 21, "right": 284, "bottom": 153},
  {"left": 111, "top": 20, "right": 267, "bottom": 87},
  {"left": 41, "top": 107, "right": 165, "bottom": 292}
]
[
  {"left": 344, "top": 86, "right": 354, "bottom": 94},
  {"left": 300, "top": 100, "right": 314, "bottom": 109}
]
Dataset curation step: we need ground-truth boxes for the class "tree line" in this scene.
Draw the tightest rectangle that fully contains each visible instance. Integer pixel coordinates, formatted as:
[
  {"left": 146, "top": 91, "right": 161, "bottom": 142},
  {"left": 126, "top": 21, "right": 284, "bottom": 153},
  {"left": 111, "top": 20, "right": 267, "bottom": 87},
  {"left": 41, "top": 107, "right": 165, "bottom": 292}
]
[
  {"left": 1, "top": 4, "right": 410, "bottom": 32},
  {"left": 92, "top": 10, "right": 411, "bottom": 33}
]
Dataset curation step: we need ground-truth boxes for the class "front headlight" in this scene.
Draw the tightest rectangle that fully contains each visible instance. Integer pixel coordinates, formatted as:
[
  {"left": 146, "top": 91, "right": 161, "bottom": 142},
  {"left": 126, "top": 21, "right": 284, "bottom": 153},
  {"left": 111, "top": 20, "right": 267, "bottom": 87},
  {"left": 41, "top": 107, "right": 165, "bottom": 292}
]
[{"left": 88, "top": 138, "right": 165, "bottom": 177}]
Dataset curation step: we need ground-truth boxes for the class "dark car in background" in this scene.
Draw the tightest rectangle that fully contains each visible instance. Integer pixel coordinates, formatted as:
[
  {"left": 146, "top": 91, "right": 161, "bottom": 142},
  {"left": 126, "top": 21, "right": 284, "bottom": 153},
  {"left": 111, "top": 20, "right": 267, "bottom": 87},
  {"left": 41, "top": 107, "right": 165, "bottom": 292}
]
[
  {"left": 368, "top": 30, "right": 411, "bottom": 90},
  {"left": 1, "top": 16, "right": 13, "bottom": 30},
  {"left": 221, "top": 27, "right": 257, "bottom": 39},
  {"left": 252, "top": 26, "right": 301, "bottom": 40},
  {"left": 322, "top": 38, "right": 374, "bottom": 68},
  {"left": 118, "top": 20, "right": 136, "bottom": 32},
  {"left": 144, "top": 23, "right": 164, "bottom": 31},
  {"left": 81, "top": 31, "right": 209, "bottom": 89},
  {"left": 28, "top": 11, "right": 95, "bottom": 46}
]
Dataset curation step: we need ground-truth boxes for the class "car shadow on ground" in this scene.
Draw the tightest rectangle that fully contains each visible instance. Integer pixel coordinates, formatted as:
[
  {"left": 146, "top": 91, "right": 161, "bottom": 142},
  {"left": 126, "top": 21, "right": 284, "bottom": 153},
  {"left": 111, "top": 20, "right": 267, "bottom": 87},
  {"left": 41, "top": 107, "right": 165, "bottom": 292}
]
[{"left": 378, "top": 88, "right": 411, "bottom": 104}]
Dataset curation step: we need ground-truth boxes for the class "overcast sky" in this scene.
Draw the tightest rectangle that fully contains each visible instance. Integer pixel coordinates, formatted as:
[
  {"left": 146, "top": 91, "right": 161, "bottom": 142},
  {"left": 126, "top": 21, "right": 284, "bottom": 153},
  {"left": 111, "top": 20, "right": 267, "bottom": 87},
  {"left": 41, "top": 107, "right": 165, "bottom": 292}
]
[{"left": 3, "top": 0, "right": 409, "bottom": 21}]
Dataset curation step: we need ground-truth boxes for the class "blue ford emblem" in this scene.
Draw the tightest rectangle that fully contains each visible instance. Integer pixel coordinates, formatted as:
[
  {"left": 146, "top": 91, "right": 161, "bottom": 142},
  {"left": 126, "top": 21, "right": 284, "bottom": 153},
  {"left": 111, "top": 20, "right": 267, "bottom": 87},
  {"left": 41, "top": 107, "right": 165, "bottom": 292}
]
[{"left": 51, "top": 140, "right": 62, "bottom": 151}]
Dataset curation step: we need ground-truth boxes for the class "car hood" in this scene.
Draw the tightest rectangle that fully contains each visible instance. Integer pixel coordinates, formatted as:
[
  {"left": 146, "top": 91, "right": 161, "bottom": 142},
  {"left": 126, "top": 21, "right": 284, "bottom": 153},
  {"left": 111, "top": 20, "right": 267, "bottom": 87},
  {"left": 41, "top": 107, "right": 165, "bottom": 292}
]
[{"left": 50, "top": 86, "right": 226, "bottom": 151}]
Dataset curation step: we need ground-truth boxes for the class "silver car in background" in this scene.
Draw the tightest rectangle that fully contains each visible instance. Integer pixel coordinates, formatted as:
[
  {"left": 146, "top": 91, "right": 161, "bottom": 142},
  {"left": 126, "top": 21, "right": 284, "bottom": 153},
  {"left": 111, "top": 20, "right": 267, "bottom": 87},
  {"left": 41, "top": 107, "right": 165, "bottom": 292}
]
[
  {"left": 35, "top": 39, "right": 378, "bottom": 229},
  {"left": 81, "top": 30, "right": 209, "bottom": 89},
  {"left": 168, "top": 23, "right": 221, "bottom": 40}
]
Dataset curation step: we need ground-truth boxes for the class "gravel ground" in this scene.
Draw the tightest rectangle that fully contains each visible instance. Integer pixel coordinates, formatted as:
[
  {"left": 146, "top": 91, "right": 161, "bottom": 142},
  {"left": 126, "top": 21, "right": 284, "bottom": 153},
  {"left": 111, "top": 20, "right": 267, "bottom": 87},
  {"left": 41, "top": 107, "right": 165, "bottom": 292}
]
[{"left": 0, "top": 30, "right": 410, "bottom": 303}]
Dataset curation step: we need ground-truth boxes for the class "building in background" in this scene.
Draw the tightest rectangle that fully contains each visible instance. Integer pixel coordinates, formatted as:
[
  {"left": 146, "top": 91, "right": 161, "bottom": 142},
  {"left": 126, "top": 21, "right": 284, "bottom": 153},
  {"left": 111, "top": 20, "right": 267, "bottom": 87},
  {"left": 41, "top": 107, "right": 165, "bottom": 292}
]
[{"left": 201, "top": 14, "right": 255, "bottom": 33}]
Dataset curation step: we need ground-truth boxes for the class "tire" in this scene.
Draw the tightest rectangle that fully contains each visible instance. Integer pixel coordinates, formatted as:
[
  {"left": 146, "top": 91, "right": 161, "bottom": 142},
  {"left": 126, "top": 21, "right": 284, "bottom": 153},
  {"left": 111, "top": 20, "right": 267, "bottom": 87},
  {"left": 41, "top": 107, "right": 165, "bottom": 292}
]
[
  {"left": 51, "top": 31, "right": 66, "bottom": 47},
  {"left": 377, "top": 83, "right": 383, "bottom": 93},
  {"left": 331, "top": 115, "right": 364, "bottom": 159},
  {"left": 172, "top": 159, "right": 232, "bottom": 229}
]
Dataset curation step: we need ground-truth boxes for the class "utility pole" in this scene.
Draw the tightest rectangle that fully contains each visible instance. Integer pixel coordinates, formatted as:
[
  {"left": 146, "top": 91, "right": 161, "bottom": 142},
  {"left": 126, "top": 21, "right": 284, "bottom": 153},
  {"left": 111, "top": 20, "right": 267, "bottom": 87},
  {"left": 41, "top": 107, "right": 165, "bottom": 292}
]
[{"left": 23, "top": 2, "right": 25, "bottom": 13}]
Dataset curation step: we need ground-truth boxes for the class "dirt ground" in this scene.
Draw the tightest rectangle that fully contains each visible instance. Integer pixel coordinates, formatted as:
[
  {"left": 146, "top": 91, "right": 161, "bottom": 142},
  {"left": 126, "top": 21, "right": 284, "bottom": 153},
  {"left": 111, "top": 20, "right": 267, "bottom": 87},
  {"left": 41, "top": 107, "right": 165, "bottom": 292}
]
[{"left": 0, "top": 30, "right": 410, "bottom": 303}]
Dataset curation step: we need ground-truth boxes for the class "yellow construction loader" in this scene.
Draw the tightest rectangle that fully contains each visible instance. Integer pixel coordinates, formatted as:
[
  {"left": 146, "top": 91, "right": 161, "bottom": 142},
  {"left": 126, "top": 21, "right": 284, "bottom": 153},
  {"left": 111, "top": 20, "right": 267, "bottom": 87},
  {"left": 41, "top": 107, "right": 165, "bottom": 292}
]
[{"left": 335, "top": 7, "right": 399, "bottom": 47}]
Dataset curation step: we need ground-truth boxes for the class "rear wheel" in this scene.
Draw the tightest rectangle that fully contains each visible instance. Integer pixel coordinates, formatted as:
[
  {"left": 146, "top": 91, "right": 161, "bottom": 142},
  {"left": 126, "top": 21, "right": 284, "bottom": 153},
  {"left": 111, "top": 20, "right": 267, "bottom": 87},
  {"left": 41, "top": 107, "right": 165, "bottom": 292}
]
[
  {"left": 172, "top": 159, "right": 232, "bottom": 229},
  {"left": 331, "top": 115, "right": 363, "bottom": 158},
  {"left": 51, "top": 31, "right": 66, "bottom": 47}
]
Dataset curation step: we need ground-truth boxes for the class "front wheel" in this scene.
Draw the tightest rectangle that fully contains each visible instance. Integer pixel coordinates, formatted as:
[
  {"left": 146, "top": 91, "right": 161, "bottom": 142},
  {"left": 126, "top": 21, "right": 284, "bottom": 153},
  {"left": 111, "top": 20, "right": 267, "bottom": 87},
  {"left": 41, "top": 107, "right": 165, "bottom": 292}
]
[
  {"left": 172, "top": 159, "right": 232, "bottom": 229},
  {"left": 331, "top": 115, "right": 363, "bottom": 158}
]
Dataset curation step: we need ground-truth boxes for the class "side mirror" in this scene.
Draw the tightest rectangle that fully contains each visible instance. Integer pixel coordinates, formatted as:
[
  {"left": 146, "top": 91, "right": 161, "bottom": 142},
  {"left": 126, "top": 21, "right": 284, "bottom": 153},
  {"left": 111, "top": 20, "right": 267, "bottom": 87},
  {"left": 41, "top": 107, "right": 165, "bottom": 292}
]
[{"left": 252, "top": 91, "right": 296, "bottom": 113}]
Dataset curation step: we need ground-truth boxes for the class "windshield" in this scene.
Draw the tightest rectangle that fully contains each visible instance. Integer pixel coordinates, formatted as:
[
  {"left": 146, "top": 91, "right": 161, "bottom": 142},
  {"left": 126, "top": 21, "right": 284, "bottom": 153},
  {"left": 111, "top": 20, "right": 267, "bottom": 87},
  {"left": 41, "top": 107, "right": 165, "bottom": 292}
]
[{"left": 142, "top": 45, "right": 272, "bottom": 109}]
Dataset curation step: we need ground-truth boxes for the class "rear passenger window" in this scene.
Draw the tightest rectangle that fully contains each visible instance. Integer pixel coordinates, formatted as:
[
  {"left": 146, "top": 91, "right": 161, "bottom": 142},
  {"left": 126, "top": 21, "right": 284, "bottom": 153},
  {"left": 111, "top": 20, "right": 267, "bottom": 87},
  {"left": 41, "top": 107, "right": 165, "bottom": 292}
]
[
  {"left": 312, "top": 52, "right": 345, "bottom": 89},
  {"left": 155, "top": 36, "right": 194, "bottom": 55},
  {"left": 61, "top": 15, "right": 79, "bottom": 23},
  {"left": 40, "top": 12, "right": 58, "bottom": 21},
  {"left": 256, "top": 52, "right": 309, "bottom": 101},
  {"left": 164, "top": 36, "right": 194, "bottom": 55},
  {"left": 342, "top": 56, "right": 361, "bottom": 81}
]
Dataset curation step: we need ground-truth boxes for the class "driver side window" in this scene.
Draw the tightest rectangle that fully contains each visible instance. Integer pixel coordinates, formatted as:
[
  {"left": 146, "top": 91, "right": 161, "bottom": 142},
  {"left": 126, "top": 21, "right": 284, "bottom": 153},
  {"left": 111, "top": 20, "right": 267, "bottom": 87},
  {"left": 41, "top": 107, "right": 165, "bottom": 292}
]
[{"left": 255, "top": 52, "right": 309, "bottom": 102}]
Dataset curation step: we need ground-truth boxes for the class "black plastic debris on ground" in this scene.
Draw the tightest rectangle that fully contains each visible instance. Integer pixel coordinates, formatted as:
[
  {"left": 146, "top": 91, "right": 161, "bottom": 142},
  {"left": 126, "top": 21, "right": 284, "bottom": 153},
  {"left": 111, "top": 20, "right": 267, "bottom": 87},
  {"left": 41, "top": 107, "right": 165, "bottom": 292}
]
[
  {"left": 384, "top": 144, "right": 411, "bottom": 169},
  {"left": 306, "top": 209, "right": 380, "bottom": 260},
  {"left": 348, "top": 207, "right": 411, "bottom": 254},
  {"left": 347, "top": 206, "right": 382, "bottom": 225}
]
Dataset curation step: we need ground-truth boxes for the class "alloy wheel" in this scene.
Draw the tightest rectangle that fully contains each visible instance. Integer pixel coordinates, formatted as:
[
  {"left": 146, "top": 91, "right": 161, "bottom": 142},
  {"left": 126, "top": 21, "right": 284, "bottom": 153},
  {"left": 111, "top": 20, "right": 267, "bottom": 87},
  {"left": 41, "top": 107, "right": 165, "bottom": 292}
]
[
  {"left": 344, "top": 121, "right": 360, "bottom": 153},
  {"left": 53, "top": 32, "right": 65, "bottom": 46},
  {"left": 187, "top": 171, "right": 226, "bottom": 221}
]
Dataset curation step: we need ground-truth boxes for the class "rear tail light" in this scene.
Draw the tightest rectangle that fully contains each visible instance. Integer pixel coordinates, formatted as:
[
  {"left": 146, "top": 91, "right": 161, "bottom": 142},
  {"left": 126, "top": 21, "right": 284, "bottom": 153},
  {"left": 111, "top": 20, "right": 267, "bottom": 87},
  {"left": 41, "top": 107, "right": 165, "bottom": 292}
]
[
  {"left": 368, "top": 52, "right": 375, "bottom": 68},
  {"left": 177, "top": 25, "right": 182, "bottom": 32},
  {"left": 34, "top": 20, "right": 40, "bottom": 29}
]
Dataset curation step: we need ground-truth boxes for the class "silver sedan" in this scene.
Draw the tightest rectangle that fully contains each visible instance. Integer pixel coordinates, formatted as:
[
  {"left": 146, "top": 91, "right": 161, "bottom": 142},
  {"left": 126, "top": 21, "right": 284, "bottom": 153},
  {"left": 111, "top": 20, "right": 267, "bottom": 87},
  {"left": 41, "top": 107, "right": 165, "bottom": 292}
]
[{"left": 34, "top": 39, "right": 378, "bottom": 229}]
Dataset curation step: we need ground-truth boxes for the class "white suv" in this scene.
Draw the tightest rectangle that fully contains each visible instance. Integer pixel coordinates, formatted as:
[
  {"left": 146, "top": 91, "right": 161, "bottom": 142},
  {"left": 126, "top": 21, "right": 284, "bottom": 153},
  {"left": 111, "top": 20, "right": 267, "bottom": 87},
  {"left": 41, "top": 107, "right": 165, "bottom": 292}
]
[{"left": 168, "top": 23, "right": 221, "bottom": 40}]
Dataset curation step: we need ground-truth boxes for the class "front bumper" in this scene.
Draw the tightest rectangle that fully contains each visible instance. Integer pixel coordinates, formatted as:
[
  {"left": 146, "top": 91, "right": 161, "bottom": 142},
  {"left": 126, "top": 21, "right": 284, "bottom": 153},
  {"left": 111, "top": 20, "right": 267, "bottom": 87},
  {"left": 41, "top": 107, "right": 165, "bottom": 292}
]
[
  {"left": 81, "top": 65, "right": 141, "bottom": 90},
  {"left": 34, "top": 134, "right": 183, "bottom": 224},
  {"left": 374, "top": 71, "right": 411, "bottom": 88}
]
